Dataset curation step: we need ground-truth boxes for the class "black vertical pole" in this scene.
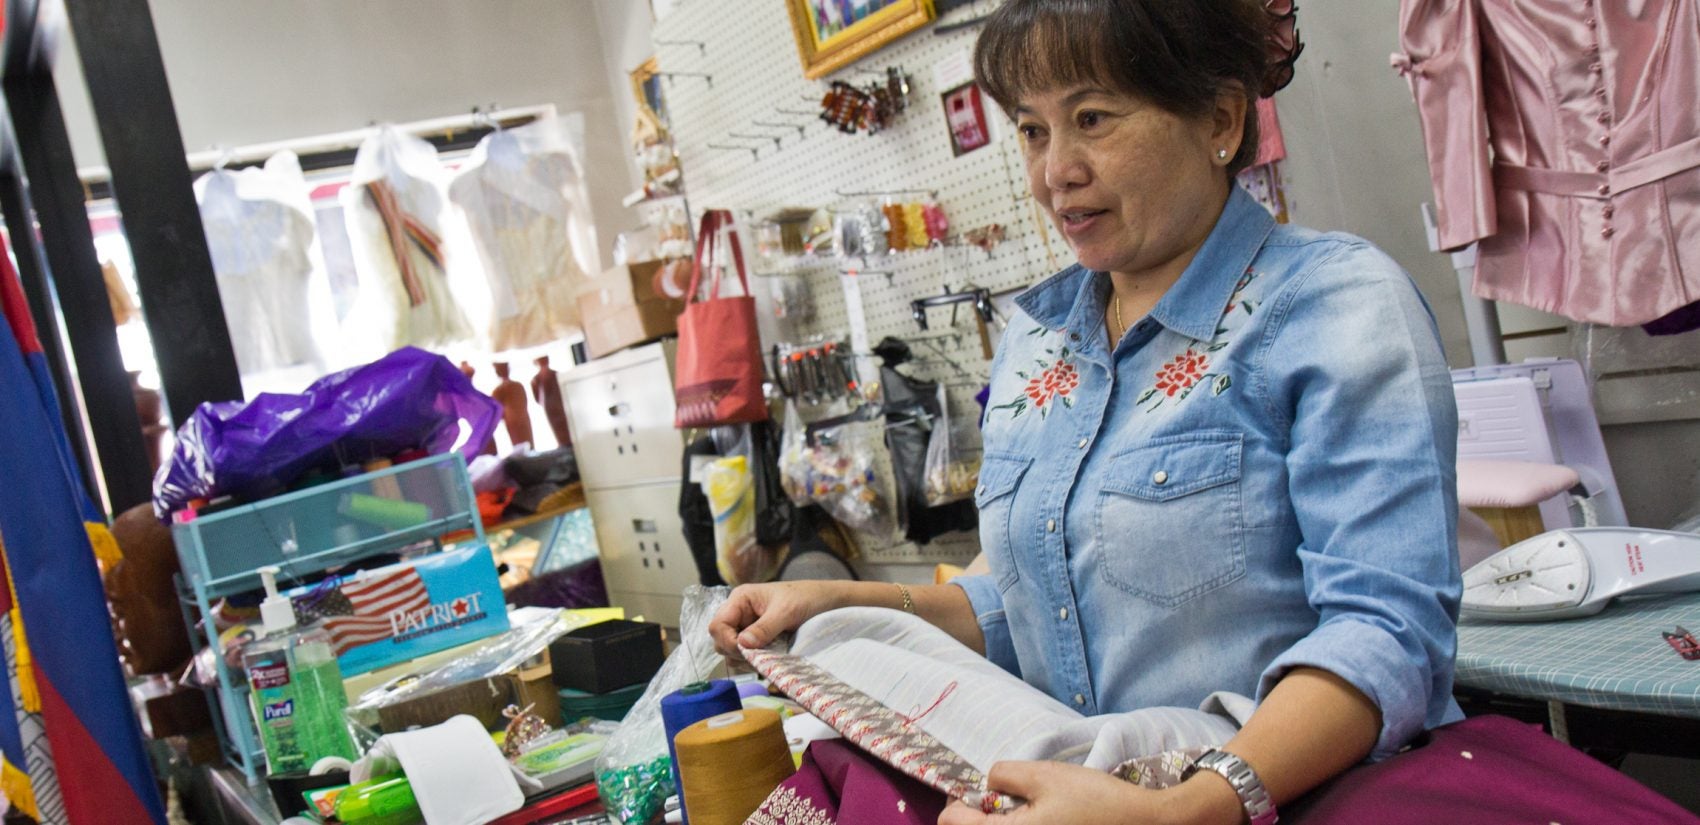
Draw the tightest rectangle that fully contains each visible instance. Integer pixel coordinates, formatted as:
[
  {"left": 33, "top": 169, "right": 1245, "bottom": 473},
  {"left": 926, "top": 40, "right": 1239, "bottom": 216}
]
[
  {"left": 2, "top": 70, "right": 150, "bottom": 514},
  {"left": 64, "top": 0, "right": 242, "bottom": 426},
  {"left": 0, "top": 155, "right": 101, "bottom": 505}
]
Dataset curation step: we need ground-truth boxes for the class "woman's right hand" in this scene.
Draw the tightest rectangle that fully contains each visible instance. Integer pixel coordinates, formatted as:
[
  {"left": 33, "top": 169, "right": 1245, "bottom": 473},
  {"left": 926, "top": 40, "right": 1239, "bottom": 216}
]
[{"left": 708, "top": 580, "right": 851, "bottom": 657}]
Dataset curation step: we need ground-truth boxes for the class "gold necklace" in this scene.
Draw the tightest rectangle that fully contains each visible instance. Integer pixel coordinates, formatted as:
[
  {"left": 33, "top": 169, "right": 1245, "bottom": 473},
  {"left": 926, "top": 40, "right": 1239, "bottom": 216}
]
[{"left": 1113, "top": 294, "right": 1126, "bottom": 338}]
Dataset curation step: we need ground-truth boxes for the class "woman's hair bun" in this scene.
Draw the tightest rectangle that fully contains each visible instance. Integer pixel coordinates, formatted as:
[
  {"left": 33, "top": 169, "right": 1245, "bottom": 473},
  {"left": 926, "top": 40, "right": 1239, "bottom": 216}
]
[{"left": 1261, "top": 0, "right": 1305, "bottom": 97}]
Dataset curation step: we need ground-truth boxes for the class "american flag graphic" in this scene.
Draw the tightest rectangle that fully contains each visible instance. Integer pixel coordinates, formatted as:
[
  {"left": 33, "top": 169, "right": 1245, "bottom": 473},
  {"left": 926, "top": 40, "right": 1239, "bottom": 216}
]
[{"left": 294, "top": 568, "right": 431, "bottom": 655}]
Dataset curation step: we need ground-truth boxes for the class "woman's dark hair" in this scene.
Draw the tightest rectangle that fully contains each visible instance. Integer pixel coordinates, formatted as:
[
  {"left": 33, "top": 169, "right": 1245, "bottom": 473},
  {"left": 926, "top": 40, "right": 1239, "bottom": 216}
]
[{"left": 974, "top": 0, "right": 1302, "bottom": 174}]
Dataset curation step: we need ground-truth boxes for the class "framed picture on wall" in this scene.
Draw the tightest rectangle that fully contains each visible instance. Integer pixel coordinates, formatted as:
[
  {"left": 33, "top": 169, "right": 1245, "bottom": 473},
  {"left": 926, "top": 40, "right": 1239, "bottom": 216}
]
[
  {"left": 786, "top": 0, "right": 936, "bottom": 80},
  {"left": 942, "top": 82, "right": 990, "bottom": 156}
]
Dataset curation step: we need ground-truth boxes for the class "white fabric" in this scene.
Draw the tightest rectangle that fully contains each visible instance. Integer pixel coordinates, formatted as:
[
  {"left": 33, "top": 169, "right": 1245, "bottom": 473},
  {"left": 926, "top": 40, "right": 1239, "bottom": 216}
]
[
  {"left": 787, "top": 608, "right": 1244, "bottom": 773},
  {"left": 350, "top": 714, "right": 524, "bottom": 825},
  {"left": 194, "top": 152, "right": 328, "bottom": 374},
  {"left": 340, "top": 127, "right": 476, "bottom": 359},
  {"left": 448, "top": 115, "right": 598, "bottom": 352}
]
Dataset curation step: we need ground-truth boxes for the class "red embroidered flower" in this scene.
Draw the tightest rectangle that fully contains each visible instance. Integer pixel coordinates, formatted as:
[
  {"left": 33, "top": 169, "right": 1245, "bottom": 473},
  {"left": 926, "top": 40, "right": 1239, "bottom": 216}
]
[
  {"left": 1153, "top": 350, "right": 1209, "bottom": 397},
  {"left": 1025, "top": 361, "right": 1079, "bottom": 408}
]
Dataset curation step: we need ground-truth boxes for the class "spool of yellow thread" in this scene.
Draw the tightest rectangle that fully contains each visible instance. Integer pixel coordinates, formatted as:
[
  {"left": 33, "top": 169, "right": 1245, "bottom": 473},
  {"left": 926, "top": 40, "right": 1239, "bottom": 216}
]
[{"left": 674, "top": 708, "right": 795, "bottom": 825}]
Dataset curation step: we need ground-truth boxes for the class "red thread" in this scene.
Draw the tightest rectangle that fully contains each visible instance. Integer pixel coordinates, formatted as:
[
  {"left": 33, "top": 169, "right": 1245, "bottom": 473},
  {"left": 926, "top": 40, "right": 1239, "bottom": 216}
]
[{"left": 901, "top": 681, "right": 958, "bottom": 728}]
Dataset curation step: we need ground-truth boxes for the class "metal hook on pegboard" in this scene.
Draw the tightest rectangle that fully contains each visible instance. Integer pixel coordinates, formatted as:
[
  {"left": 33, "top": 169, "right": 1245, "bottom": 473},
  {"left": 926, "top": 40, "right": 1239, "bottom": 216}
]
[
  {"left": 707, "top": 142, "right": 760, "bottom": 161},
  {"left": 837, "top": 187, "right": 939, "bottom": 200},
  {"left": 753, "top": 121, "right": 809, "bottom": 138},
  {"left": 661, "top": 71, "right": 714, "bottom": 88},
  {"left": 654, "top": 38, "right": 706, "bottom": 56},
  {"left": 728, "top": 132, "right": 784, "bottom": 150}
]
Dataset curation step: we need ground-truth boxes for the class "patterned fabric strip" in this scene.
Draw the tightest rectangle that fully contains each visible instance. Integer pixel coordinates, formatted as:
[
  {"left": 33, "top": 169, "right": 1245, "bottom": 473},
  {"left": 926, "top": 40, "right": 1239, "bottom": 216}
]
[
  {"left": 742, "top": 647, "right": 1018, "bottom": 814},
  {"left": 364, "top": 180, "right": 441, "bottom": 307}
]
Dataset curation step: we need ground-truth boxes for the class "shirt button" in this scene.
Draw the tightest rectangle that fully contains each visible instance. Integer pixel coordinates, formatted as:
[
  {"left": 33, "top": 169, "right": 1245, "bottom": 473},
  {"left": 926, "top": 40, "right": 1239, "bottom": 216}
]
[
  {"left": 1059, "top": 607, "right": 1069, "bottom": 620},
  {"left": 1596, "top": 160, "right": 1610, "bottom": 172},
  {"left": 1069, "top": 332, "right": 1080, "bottom": 342},
  {"left": 1585, "top": 17, "right": 1596, "bottom": 28},
  {"left": 1590, "top": 62, "right": 1603, "bottom": 73},
  {"left": 1603, "top": 205, "right": 1615, "bottom": 218},
  {"left": 1597, "top": 184, "right": 1611, "bottom": 196},
  {"left": 1047, "top": 519, "right": 1057, "bottom": 533},
  {"left": 1602, "top": 227, "right": 1615, "bottom": 238},
  {"left": 1076, "top": 438, "right": 1088, "bottom": 449},
  {"left": 1073, "top": 693, "right": 1086, "bottom": 706},
  {"left": 1153, "top": 470, "right": 1169, "bottom": 485},
  {"left": 1601, "top": 135, "right": 1611, "bottom": 147},
  {"left": 1597, "top": 111, "right": 1611, "bottom": 124}
]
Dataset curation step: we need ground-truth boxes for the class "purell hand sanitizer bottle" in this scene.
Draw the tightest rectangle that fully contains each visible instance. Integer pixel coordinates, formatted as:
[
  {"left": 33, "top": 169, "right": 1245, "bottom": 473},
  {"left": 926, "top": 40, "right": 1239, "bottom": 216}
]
[{"left": 243, "top": 566, "right": 357, "bottom": 775}]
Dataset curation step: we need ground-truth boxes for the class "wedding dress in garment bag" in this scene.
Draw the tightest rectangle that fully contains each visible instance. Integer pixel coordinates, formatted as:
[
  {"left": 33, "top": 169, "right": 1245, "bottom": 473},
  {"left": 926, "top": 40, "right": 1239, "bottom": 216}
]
[
  {"left": 340, "top": 126, "right": 476, "bottom": 359},
  {"left": 448, "top": 114, "right": 599, "bottom": 351},
  {"left": 193, "top": 151, "right": 326, "bottom": 375}
]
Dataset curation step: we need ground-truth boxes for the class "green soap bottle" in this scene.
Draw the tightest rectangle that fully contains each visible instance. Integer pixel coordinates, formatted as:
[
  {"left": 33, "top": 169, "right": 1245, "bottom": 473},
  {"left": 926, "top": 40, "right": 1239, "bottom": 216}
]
[{"left": 243, "top": 566, "right": 358, "bottom": 775}]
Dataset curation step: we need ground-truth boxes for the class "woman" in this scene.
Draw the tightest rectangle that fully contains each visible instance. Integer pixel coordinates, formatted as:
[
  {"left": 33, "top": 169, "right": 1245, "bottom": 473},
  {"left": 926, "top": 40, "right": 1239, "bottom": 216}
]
[{"left": 710, "top": 1, "right": 1462, "bottom": 822}]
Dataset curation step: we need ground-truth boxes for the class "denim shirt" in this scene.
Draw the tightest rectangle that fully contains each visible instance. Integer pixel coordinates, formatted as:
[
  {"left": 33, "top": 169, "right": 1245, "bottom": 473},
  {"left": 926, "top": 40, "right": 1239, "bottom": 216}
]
[{"left": 954, "top": 187, "right": 1464, "bottom": 760}]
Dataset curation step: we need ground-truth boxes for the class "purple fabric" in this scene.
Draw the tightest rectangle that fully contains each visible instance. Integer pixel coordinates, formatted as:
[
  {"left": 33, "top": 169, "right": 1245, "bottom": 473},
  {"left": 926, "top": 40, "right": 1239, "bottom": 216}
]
[
  {"left": 1291, "top": 715, "right": 1699, "bottom": 824},
  {"left": 1643, "top": 299, "right": 1700, "bottom": 336},
  {"left": 504, "top": 558, "right": 609, "bottom": 610},
  {"left": 749, "top": 739, "right": 946, "bottom": 825},
  {"left": 154, "top": 346, "right": 501, "bottom": 518}
]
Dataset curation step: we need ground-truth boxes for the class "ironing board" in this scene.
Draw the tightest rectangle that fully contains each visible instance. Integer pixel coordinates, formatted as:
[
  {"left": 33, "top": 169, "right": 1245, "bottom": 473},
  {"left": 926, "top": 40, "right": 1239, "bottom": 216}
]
[{"left": 1456, "top": 592, "right": 1700, "bottom": 751}]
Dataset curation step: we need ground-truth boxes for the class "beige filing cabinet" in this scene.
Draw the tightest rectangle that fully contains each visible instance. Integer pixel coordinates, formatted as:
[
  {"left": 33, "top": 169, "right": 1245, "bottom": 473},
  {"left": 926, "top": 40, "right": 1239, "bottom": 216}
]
[{"left": 559, "top": 340, "right": 698, "bottom": 624}]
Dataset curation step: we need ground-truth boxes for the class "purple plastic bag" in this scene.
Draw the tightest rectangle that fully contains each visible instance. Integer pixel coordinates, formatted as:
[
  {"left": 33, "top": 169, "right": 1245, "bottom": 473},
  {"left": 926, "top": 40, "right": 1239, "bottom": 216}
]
[{"left": 152, "top": 347, "right": 501, "bottom": 519}]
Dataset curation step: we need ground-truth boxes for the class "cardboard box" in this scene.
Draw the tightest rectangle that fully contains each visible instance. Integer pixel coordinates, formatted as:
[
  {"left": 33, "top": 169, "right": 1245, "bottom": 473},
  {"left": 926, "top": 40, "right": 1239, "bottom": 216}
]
[
  {"left": 581, "top": 261, "right": 669, "bottom": 307},
  {"left": 578, "top": 296, "right": 680, "bottom": 359},
  {"left": 375, "top": 648, "right": 563, "bottom": 734}
]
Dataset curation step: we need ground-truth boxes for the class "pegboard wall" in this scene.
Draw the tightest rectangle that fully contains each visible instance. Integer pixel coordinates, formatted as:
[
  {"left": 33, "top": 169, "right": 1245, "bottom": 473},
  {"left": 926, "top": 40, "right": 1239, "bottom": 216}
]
[{"left": 653, "top": 0, "right": 1072, "bottom": 564}]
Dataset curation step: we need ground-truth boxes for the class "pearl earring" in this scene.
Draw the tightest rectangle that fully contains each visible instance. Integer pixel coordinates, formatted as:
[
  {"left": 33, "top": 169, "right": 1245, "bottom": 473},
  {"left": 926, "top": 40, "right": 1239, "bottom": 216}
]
[{"left": 1217, "top": 148, "right": 1229, "bottom": 160}]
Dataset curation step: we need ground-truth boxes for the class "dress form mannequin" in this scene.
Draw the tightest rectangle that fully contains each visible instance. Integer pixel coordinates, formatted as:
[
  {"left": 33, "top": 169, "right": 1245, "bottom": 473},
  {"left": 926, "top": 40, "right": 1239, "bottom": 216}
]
[
  {"left": 530, "top": 355, "right": 571, "bottom": 446},
  {"left": 492, "top": 361, "right": 534, "bottom": 449}
]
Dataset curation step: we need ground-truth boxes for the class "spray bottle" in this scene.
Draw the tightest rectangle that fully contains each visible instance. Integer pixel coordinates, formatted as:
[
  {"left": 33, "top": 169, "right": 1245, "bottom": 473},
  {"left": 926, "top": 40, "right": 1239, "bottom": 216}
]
[{"left": 243, "top": 566, "right": 358, "bottom": 774}]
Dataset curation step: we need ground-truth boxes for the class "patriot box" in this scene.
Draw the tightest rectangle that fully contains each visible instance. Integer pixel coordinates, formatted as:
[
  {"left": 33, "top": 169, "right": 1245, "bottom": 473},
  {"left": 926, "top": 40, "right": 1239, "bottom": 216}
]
[{"left": 288, "top": 545, "right": 509, "bottom": 675}]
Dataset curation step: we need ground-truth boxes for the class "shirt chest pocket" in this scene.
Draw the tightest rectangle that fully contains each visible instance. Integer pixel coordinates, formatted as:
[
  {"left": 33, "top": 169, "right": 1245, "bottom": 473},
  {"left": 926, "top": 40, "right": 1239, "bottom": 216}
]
[
  {"left": 975, "top": 453, "right": 1031, "bottom": 592},
  {"left": 1095, "top": 432, "right": 1247, "bottom": 608}
]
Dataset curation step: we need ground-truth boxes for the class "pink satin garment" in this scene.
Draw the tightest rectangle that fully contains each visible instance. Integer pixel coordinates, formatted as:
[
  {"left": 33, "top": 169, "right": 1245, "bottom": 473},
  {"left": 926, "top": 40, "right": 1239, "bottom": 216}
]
[{"left": 1396, "top": 0, "right": 1700, "bottom": 327}]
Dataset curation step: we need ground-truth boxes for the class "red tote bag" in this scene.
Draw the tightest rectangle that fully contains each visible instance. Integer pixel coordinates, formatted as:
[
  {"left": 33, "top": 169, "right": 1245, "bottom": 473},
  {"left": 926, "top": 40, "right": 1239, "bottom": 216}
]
[{"left": 674, "top": 209, "right": 769, "bottom": 428}]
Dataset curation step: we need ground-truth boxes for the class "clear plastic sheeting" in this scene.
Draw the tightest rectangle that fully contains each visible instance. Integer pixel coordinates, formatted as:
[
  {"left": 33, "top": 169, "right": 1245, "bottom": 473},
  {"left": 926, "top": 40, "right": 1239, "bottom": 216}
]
[
  {"left": 594, "top": 585, "right": 729, "bottom": 825},
  {"left": 194, "top": 151, "right": 334, "bottom": 375},
  {"left": 449, "top": 114, "right": 599, "bottom": 352},
  {"left": 344, "top": 607, "right": 580, "bottom": 742},
  {"left": 341, "top": 126, "right": 479, "bottom": 360}
]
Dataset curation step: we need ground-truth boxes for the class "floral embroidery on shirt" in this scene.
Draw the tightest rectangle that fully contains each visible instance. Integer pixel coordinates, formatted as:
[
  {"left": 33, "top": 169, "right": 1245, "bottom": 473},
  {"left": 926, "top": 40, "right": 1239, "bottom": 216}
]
[
  {"left": 992, "top": 328, "right": 1079, "bottom": 420},
  {"left": 1137, "top": 269, "right": 1259, "bottom": 412},
  {"left": 1137, "top": 349, "right": 1230, "bottom": 411}
]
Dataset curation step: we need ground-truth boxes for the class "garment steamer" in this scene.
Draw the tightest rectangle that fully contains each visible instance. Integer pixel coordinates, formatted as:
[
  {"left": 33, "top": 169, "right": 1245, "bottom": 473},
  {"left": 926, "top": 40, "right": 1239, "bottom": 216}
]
[{"left": 1461, "top": 528, "right": 1700, "bottom": 621}]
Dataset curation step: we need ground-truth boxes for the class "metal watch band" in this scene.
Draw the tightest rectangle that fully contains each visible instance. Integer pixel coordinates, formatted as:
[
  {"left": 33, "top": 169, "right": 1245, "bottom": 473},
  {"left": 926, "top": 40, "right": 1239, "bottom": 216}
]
[{"left": 1184, "top": 749, "right": 1278, "bottom": 825}]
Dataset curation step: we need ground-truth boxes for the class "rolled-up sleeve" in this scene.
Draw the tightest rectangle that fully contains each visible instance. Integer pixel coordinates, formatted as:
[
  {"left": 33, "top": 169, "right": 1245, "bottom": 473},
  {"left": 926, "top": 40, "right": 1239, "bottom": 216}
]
[
  {"left": 951, "top": 573, "right": 1021, "bottom": 677},
  {"left": 1255, "top": 244, "right": 1462, "bottom": 760}
]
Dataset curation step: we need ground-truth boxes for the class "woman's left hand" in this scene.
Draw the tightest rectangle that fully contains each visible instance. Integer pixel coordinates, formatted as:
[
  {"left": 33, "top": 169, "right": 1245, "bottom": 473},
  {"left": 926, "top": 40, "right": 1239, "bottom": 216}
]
[{"left": 936, "top": 761, "right": 1241, "bottom": 825}]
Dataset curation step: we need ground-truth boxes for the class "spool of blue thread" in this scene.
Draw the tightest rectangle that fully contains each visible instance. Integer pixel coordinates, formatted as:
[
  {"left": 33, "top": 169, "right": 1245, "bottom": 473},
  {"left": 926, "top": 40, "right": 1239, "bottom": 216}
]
[{"left": 660, "top": 679, "right": 742, "bottom": 825}]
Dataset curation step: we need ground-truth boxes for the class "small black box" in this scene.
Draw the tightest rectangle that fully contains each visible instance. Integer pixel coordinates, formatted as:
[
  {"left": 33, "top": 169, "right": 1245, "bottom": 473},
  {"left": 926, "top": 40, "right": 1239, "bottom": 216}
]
[{"left": 549, "top": 619, "right": 666, "bottom": 694}]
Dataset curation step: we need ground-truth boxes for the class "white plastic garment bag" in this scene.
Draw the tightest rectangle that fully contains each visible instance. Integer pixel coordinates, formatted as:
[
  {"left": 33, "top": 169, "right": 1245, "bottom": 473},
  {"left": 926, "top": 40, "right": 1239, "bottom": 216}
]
[
  {"left": 448, "top": 113, "right": 600, "bottom": 351},
  {"left": 340, "top": 126, "right": 477, "bottom": 359},
  {"left": 193, "top": 151, "right": 329, "bottom": 375}
]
